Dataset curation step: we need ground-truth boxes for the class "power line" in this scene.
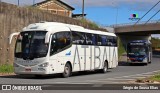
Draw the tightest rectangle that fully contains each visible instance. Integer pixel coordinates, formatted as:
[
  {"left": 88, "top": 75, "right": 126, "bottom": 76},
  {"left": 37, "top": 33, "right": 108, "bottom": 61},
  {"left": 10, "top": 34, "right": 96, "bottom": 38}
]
[
  {"left": 145, "top": 9, "right": 160, "bottom": 24},
  {"left": 134, "top": 0, "right": 160, "bottom": 25}
]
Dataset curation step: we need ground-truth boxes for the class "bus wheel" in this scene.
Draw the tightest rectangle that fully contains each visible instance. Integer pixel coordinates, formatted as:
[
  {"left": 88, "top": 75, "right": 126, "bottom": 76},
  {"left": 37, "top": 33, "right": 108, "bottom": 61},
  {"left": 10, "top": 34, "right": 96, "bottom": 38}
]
[
  {"left": 148, "top": 60, "right": 151, "bottom": 64},
  {"left": 34, "top": 75, "right": 43, "bottom": 78},
  {"left": 144, "top": 63, "right": 148, "bottom": 66},
  {"left": 100, "top": 62, "right": 108, "bottom": 73},
  {"left": 62, "top": 63, "right": 71, "bottom": 78}
]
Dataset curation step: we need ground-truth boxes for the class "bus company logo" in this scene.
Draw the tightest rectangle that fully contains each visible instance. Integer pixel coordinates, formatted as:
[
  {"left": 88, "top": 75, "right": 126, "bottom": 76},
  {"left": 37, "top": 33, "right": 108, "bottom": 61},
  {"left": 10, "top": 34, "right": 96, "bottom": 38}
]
[
  {"left": 65, "top": 51, "right": 71, "bottom": 56},
  {"left": 129, "top": 13, "right": 140, "bottom": 21}
]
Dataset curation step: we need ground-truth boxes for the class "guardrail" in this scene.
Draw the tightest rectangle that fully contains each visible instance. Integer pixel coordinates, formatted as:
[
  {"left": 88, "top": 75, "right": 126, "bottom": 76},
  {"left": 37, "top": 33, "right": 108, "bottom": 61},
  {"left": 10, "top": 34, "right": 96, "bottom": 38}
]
[{"left": 109, "top": 20, "right": 160, "bottom": 28}]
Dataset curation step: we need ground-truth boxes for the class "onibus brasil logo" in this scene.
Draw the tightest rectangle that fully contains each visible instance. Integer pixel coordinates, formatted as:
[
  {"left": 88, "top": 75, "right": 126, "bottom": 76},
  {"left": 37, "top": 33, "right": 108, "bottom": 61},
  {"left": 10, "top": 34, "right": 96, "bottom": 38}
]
[{"left": 129, "top": 13, "right": 140, "bottom": 21}]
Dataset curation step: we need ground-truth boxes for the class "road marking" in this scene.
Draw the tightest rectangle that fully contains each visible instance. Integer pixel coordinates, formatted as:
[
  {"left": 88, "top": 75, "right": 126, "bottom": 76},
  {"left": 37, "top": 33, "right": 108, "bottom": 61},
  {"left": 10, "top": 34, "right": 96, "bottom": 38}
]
[
  {"left": 52, "top": 82, "right": 68, "bottom": 84},
  {"left": 133, "top": 74, "right": 153, "bottom": 76},
  {"left": 86, "top": 81, "right": 130, "bottom": 84},
  {"left": 95, "top": 70, "right": 160, "bottom": 81},
  {"left": 102, "top": 78, "right": 136, "bottom": 80},
  {"left": 51, "top": 70, "right": 160, "bottom": 84},
  {"left": 63, "top": 70, "right": 160, "bottom": 84},
  {"left": 125, "top": 76, "right": 146, "bottom": 78}
]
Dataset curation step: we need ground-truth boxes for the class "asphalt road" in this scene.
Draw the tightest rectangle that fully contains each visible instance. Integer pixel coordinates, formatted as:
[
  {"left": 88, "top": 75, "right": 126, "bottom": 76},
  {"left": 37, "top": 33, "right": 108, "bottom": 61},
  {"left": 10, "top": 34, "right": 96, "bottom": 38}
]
[
  {"left": 0, "top": 57, "right": 160, "bottom": 93},
  {"left": 0, "top": 57, "right": 160, "bottom": 84}
]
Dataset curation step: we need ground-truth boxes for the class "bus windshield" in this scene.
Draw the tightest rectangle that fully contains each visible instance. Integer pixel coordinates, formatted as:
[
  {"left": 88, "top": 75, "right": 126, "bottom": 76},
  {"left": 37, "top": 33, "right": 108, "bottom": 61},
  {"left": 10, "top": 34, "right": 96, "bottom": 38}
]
[
  {"left": 128, "top": 45, "right": 147, "bottom": 56},
  {"left": 15, "top": 31, "right": 48, "bottom": 59}
]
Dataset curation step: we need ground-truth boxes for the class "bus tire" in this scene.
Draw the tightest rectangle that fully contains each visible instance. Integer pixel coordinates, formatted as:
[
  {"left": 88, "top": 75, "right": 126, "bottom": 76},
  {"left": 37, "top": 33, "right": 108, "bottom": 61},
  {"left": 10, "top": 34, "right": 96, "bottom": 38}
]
[
  {"left": 100, "top": 61, "right": 108, "bottom": 73},
  {"left": 148, "top": 61, "right": 151, "bottom": 64},
  {"left": 62, "top": 63, "right": 71, "bottom": 78},
  {"left": 148, "top": 59, "right": 151, "bottom": 64},
  {"left": 34, "top": 75, "right": 43, "bottom": 78},
  {"left": 144, "top": 63, "right": 148, "bottom": 66}
]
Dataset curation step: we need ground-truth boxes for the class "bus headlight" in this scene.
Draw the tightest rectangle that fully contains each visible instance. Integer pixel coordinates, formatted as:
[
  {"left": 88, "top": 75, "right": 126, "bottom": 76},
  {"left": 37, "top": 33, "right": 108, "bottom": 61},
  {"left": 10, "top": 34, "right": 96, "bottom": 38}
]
[
  {"left": 39, "top": 62, "right": 49, "bottom": 67},
  {"left": 14, "top": 63, "right": 19, "bottom": 67}
]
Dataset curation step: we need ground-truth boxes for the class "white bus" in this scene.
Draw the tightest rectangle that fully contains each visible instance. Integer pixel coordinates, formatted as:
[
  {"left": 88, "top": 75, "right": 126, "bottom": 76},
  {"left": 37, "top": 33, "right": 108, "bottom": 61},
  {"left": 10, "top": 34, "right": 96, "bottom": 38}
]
[{"left": 9, "top": 22, "right": 118, "bottom": 78}]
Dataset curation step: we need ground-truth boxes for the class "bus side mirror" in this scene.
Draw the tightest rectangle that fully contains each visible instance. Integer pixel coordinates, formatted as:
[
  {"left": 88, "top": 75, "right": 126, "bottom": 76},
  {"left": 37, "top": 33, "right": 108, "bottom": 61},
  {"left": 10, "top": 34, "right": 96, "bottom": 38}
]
[{"left": 8, "top": 32, "right": 20, "bottom": 44}]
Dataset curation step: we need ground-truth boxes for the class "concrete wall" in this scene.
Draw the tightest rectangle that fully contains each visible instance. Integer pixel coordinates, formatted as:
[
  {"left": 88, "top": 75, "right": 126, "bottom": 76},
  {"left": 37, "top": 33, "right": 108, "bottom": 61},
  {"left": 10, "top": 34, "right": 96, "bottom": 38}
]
[
  {"left": 0, "top": 2, "right": 105, "bottom": 65},
  {"left": 115, "top": 23, "right": 160, "bottom": 34}
]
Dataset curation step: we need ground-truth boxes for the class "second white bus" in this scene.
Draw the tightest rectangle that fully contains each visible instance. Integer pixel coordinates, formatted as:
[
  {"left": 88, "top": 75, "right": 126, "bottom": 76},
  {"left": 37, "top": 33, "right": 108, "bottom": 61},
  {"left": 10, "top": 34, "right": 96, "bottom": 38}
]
[{"left": 9, "top": 22, "right": 118, "bottom": 78}]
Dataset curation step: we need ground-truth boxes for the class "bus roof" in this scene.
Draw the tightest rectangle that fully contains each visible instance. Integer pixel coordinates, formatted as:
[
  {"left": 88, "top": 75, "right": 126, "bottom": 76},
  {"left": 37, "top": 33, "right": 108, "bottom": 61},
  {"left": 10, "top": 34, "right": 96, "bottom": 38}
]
[{"left": 22, "top": 22, "right": 116, "bottom": 36}]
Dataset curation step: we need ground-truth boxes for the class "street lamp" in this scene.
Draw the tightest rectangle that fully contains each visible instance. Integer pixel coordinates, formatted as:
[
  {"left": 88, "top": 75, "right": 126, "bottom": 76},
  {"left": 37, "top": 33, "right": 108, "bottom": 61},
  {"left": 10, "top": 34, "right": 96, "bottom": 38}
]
[
  {"left": 115, "top": 7, "right": 118, "bottom": 26},
  {"left": 112, "top": 2, "right": 119, "bottom": 26},
  {"left": 82, "top": 0, "right": 85, "bottom": 19}
]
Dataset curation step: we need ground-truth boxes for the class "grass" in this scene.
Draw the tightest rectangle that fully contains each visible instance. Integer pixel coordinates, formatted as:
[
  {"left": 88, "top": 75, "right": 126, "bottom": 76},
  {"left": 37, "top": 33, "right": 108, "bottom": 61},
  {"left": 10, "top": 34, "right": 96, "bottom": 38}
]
[
  {"left": 80, "top": 19, "right": 99, "bottom": 28},
  {"left": 149, "top": 74, "right": 160, "bottom": 82},
  {"left": 118, "top": 38, "right": 126, "bottom": 57},
  {"left": 80, "top": 18, "right": 107, "bottom": 31},
  {"left": 0, "top": 64, "right": 14, "bottom": 73},
  {"left": 135, "top": 73, "right": 160, "bottom": 83}
]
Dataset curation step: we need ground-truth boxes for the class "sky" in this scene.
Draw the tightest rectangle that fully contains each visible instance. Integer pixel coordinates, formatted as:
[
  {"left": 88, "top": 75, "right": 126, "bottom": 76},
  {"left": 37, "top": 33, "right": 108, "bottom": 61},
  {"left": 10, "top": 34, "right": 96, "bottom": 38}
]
[
  {"left": 2, "top": 0, "right": 160, "bottom": 38},
  {"left": 2, "top": 0, "right": 160, "bottom": 25}
]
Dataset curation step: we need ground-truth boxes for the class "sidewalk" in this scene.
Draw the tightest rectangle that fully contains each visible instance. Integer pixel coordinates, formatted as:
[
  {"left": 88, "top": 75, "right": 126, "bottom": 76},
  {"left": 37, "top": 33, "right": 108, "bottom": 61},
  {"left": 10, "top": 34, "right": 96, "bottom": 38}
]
[
  {"left": 0, "top": 73, "right": 15, "bottom": 76},
  {"left": 119, "top": 53, "right": 127, "bottom": 62}
]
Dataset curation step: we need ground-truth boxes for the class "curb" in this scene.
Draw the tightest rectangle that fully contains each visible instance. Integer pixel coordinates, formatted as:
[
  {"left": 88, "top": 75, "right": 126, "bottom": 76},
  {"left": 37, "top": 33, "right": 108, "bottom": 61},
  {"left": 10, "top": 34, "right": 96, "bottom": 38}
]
[{"left": 0, "top": 73, "right": 15, "bottom": 76}]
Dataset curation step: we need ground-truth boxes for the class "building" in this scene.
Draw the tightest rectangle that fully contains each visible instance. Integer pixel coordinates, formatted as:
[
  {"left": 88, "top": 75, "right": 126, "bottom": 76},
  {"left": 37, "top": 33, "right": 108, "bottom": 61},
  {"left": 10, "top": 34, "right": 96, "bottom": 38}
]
[{"left": 34, "top": 0, "right": 75, "bottom": 17}]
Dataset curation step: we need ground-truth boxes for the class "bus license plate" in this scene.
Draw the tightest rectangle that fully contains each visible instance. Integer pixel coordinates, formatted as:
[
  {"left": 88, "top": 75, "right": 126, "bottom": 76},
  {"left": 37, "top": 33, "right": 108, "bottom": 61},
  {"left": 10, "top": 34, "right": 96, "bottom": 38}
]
[{"left": 25, "top": 68, "right": 31, "bottom": 72}]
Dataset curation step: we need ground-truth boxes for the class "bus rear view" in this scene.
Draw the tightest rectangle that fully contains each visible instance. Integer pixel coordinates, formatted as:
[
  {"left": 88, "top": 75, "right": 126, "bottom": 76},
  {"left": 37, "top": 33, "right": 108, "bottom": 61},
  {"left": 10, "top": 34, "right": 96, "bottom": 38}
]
[{"left": 127, "top": 40, "right": 152, "bottom": 65}]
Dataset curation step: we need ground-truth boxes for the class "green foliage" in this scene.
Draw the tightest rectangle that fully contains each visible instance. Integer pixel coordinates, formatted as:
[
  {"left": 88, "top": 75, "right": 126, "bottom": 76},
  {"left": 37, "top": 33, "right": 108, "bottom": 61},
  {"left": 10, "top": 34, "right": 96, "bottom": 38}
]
[
  {"left": 0, "top": 64, "right": 14, "bottom": 73},
  {"left": 80, "top": 18, "right": 106, "bottom": 31},
  {"left": 118, "top": 38, "right": 126, "bottom": 57},
  {"left": 150, "top": 74, "right": 160, "bottom": 81}
]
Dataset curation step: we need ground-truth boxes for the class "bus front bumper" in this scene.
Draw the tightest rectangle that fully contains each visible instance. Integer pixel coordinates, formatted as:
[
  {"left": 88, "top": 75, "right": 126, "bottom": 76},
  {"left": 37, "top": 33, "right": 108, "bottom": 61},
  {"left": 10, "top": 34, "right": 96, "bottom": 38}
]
[
  {"left": 14, "top": 66, "right": 52, "bottom": 75},
  {"left": 127, "top": 61, "right": 148, "bottom": 64}
]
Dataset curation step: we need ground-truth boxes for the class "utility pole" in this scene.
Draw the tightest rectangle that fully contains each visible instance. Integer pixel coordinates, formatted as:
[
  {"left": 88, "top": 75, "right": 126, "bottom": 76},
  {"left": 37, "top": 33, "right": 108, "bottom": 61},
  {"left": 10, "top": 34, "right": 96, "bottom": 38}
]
[
  {"left": 18, "top": 0, "right": 19, "bottom": 6},
  {"left": 33, "top": 0, "right": 35, "bottom": 5},
  {"left": 82, "top": 0, "right": 85, "bottom": 19},
  {"left": 112, "top": 2, "right": 119, "bottom": 27}
]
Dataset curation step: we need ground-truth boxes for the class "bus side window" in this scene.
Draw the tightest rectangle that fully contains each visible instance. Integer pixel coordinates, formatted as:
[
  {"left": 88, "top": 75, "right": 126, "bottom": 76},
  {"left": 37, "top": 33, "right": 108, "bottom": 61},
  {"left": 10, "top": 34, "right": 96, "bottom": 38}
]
[
  {"left": 50, "top": 32, "right": 71, "bottom": 55},
  {"left": 101, "top": 35, "right": 107, "bottom": 46},
  {"left": 72, "top": 31, "right": 85, "bottom": 45},
  {"left": 107, "top": 36, "right": 113, "bottom": 46},
  {"left": 107, "top": 36, "right": 117, "bottom": 46},
  {"left": 85, "top": 33, "right": 93, "bottom": 45},
  {"left": 91, "top": 34, "right": 97, "bottom": 45},
  {"left": 113, "top": 37, "right": 117, "bottom": 47},
  {"left": 97, "top": 35, "right": 102, "bottom": 46}
]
